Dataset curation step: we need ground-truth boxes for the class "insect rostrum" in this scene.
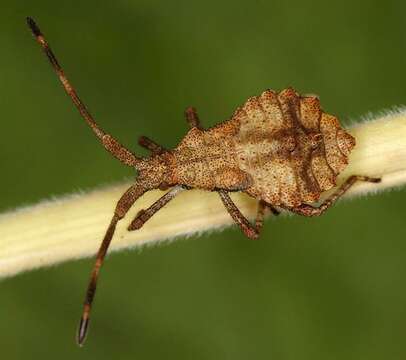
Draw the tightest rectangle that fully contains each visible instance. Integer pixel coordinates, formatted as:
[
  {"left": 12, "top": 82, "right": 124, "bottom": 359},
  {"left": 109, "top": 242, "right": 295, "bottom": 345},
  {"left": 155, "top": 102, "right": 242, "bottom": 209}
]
[{"left": 27, "top": 17, "right": 381, "bottom": 346}]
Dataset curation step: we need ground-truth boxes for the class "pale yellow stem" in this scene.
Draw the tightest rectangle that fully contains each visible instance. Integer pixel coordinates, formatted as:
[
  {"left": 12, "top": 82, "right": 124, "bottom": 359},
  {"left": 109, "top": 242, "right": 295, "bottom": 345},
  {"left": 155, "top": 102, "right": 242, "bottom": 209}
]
[{"left": 1, "top": 109, "right": 406, "bottom": 279}]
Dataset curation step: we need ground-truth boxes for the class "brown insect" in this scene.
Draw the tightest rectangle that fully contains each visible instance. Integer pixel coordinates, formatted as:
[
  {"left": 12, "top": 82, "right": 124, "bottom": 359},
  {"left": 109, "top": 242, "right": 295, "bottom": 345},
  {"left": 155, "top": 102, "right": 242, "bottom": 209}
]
[{"left": 27, "top": 17, "right": 381, "bottom": 346}]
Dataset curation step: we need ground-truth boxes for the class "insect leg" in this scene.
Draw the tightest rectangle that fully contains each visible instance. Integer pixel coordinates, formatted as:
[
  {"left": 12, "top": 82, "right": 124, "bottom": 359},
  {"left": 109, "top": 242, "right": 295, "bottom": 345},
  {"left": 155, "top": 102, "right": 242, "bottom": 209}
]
[
  {"left": 290, "top": 175, "right": 381, "bottom": 217},
  {"left": 26, "top": 17, "right": 141, "bottom": 168},
  {"left": 255, "top": 200, "right": 278, "bottom": 231},
  {"left": 128, "top": 185, "right": 185, "bottom": 230},
  {"left": 77, "top": 183, "right": 147, "bottom": 346},
  {"left": 218, "top": 190, "right": 268, "bottom": 239},
  {"left": 184, "top": 106, "right": 202, "bottom": 129},
  {"left": 269, "top": 205, "right": 280, "bottom": 216},
  {"left": 138, "top": 136, "right": 166, "bottom": 155},
  {"left": 257, "top": 202, "right": 280, "bottom": 230}
]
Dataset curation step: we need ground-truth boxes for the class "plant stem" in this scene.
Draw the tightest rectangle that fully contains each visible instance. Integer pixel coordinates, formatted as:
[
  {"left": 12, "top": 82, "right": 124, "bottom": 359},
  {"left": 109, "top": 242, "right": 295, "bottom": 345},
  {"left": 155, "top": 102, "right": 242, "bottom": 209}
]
[{"left": 1, "top": 109, "right": 406, "bottom": 279}]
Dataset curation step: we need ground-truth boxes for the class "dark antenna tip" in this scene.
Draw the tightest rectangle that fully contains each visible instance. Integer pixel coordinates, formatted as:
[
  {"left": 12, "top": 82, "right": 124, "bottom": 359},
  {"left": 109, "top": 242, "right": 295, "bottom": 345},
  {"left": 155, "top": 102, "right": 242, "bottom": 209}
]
[
  {"left": 77, "top": 315, "right": 90, "bottom": 347},
  {"left": 26, "top": 17, "right": 41, "bottom": 37}
]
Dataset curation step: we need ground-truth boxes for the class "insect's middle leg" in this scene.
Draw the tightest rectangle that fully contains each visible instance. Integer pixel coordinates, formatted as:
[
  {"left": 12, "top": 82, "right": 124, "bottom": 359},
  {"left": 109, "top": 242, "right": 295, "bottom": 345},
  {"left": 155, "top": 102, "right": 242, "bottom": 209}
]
[
  {"left": 218, "top": 191, "right": 275, "bottom": 239},
  {"left": 290, "top": 175, "right": 381, "bottom": 217},
  {"left": 255, "top": 200, "right": 280, "bottom": 230}
]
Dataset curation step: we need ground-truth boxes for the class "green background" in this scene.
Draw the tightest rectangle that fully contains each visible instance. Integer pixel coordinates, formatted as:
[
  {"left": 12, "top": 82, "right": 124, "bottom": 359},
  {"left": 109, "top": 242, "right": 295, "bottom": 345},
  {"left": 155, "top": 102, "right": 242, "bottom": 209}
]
[{"left": 1, "top": 0, "right": 406, "bottom": 359}]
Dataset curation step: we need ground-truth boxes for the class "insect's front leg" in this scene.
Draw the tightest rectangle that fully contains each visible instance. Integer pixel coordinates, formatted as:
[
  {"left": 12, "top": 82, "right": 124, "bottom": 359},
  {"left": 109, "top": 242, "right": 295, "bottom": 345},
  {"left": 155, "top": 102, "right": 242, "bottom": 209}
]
[
  {"left": 128, "top": 185, "right": 185, "bottom": 230},
  {"left": 138, "top": 136, "right": 166, "bottom": 155},
  {"left": 268, "top": 205, "right": 281, "bottom": 216},
  {"left": 290, "top": 175, "right": 381, "bottom": 217}
]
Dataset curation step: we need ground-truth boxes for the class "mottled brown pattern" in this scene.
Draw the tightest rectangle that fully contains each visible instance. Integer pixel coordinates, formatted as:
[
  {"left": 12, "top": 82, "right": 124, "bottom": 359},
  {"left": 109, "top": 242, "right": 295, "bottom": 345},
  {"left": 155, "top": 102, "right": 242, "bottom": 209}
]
[
  {"left": 172, "top": 87, "right": 355, "bottom": 208},
  {"left": 28, "top": 17, "right": 380, "bottom": 347}
]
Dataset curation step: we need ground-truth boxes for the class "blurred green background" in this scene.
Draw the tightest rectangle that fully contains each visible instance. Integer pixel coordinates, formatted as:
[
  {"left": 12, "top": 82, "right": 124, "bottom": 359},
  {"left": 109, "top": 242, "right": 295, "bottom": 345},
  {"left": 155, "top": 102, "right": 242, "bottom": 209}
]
[{"left": 1, "top": 0, "right": 406, "bottom": 359}]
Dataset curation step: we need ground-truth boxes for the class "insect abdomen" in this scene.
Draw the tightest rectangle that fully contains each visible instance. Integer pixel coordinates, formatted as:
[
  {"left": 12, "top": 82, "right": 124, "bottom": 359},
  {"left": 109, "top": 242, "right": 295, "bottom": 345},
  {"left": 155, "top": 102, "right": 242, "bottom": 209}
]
[{"left": 233, "top": 88, "right": 355, "bottom": 207}]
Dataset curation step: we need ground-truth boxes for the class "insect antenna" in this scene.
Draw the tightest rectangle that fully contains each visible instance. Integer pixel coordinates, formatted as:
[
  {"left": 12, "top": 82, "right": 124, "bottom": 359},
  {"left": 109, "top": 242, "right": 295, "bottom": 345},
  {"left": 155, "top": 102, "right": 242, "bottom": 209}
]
[{"left": 26, "top": 17, "right": 141, "bottom": 168}]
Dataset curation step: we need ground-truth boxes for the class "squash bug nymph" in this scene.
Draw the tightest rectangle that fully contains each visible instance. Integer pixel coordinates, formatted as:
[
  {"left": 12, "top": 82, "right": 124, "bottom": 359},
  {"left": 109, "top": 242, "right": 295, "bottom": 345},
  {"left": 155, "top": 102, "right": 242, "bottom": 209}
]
[{"left": 27, "top": 17, "right": 381, "bottom": 346}]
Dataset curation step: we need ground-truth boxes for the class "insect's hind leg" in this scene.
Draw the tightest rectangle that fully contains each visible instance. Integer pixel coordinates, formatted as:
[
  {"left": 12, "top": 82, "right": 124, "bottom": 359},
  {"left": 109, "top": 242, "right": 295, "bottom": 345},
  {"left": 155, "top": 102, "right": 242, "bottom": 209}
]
[
  {"left": 184, "top": 106, "right": 202, "bottom": 129},
  {"left": 290, "top": 175, "right": 381, "bottom": 217},
  {"left": 218, "top": 191, "right": 276, "bottom": 239}
]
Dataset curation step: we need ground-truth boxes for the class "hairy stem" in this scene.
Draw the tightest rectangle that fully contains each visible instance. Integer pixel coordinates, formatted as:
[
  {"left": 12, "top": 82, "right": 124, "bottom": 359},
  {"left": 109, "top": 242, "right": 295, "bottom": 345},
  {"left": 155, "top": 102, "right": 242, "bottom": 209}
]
[{"left": 1, "top": 109, "right": 406, "bottom": 279}]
